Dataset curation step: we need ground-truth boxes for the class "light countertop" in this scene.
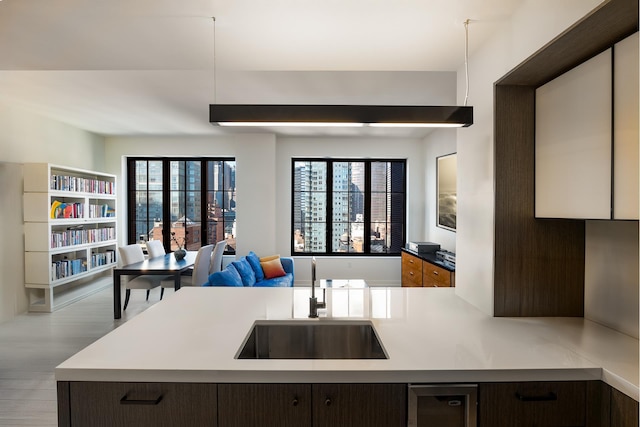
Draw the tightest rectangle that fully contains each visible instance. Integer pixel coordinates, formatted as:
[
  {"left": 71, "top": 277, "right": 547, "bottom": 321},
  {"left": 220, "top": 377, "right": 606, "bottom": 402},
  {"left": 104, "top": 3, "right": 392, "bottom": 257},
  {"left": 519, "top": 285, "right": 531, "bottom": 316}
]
[{"left": 55, "top": 287, "right": 639, "bottom": 401}]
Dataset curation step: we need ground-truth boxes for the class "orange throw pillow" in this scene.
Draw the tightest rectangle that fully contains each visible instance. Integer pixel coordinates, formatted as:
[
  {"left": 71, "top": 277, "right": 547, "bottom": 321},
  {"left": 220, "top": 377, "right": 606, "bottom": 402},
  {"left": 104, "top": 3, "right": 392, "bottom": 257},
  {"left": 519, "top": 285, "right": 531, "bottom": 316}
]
[{"left": 260, "top": 255, "right": 286, "bottom": 279}]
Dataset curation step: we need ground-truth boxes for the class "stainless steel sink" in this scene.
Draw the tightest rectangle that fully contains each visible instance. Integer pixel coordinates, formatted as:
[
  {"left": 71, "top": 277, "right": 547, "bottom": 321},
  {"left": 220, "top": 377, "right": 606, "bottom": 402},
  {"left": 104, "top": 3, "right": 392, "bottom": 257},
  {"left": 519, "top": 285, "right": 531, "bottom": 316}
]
[{"left": 236, "top": 320, "right": 388, "bottom": 359}]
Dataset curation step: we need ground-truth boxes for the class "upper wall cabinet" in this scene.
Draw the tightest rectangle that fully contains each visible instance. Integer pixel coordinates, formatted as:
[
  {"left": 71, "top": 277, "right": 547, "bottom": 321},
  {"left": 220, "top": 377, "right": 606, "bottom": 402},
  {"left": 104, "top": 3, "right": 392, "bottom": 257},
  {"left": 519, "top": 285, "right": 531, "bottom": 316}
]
[
  {"left": 535, "top": 32, "right": 639, "bottom": 220},
  {"left": 535, "top": 49, "right": 612, "bottom": 219},
  {"left": 613, "top": 32, "right": 639, "bottom": 220}
]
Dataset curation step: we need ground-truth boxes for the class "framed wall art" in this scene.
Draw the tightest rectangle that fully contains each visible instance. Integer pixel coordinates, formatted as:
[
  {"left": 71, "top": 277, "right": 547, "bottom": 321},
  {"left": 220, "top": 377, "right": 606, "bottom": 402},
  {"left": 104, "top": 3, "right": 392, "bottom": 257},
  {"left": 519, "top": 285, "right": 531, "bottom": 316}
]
[{"left": 437, "top": 153, "right": 457, "bottom": 231}]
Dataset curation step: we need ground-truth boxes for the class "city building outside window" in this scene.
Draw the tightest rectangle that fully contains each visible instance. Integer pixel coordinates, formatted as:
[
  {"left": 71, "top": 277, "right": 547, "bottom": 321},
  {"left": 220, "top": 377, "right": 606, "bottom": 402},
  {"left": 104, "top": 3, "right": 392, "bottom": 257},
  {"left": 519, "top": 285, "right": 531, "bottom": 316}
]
[
  {"left": 292, "top": 159, "right": 406, "bottom": 255},
  {"left": 127, "top": 158, "right": 236, "bottom": 254}
]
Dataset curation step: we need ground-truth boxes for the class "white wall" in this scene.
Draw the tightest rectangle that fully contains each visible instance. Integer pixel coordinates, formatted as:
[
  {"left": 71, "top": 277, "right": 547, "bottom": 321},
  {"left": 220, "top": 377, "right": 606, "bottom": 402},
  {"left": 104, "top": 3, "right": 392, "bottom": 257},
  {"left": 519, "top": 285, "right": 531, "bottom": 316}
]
[
  {"left": 0, "top": 104, "right": 105, "bottom": 323},
  {"left": 454, "top": 0, "right": 602, "bottom": 315},
  {"left": 585, "top": 221, "right": 639, "bottom": 339},
  {"left": 423, "top": 129, "right": 457, "bottom": 252}
]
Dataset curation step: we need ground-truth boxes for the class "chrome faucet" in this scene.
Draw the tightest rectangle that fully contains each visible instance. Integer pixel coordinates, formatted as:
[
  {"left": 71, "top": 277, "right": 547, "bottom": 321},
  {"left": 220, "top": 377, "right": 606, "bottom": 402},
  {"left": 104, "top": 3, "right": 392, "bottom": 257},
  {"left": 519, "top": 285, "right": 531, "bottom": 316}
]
[{"left": 309, "top": 257, "right": 326, "bottom": 318}]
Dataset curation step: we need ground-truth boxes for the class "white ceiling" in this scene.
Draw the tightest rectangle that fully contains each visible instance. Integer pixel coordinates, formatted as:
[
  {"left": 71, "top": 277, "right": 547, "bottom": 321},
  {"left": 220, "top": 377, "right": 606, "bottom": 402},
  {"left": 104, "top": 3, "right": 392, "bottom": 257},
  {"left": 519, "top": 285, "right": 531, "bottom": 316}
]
[{"left": 0, "top": 0, "right": 524, "bottom": 136}]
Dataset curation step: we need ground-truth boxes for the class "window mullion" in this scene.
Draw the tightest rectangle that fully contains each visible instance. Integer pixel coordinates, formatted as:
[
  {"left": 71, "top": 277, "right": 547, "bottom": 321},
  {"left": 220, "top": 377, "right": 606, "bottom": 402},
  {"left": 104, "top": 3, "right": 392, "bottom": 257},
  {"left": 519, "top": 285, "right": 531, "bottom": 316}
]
[
  {"left": 326, "top": 161, "right": 333, "bottom": 254},
  {"left": 364, "top": 162, "right": 372, "bottom": 254}
]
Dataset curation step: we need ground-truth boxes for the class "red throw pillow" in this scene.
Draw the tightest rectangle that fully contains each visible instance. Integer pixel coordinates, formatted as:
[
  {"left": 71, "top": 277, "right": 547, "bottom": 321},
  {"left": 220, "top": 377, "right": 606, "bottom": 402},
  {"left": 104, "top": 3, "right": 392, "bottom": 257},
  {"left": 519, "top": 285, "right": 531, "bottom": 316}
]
[{"left": 260, "top": 256, "right": 286, "bottom": 279}]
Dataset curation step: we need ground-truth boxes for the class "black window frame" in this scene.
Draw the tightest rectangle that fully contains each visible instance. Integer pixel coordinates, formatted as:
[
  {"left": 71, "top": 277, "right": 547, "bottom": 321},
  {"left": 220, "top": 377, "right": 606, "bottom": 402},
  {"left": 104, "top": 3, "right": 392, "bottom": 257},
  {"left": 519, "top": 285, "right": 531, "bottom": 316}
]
[
  {"left": 291, "top": 158, "right": 406, "bottom": 256},
  {"left": 126, "top": 157, "right": 236, "bottom": 255}
]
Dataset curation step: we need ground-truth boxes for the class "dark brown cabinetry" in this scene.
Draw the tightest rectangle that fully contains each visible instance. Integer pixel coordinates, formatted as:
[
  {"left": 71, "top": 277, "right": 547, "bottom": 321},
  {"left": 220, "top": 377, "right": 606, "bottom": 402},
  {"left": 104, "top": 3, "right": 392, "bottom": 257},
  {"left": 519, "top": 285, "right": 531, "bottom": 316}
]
[
  {"left": 59, "top": 382, "right": 405, "bottom": 427},
  {"left": 479, "top": 380, "right": 640, "bottom": 427},
  {"left": 217, "top": 383, "right": 406, "bottom": 427},
  {"left": 611, "top": 387, "right": 640, "bottom": 427},
  {"left": 58, "top": 380, "right": 637, "bottom": 427},
  {"left": 60, "top": 381, "right": 217, "bottom": 427},
  {"left": 588, "top": 381, "right": 640, "bottom": 427},
  {"left": 218, "top": 384, "right": 310, "bottom": 427},
  {"left": 479, "top": 381, "right": 586, "bottom": 427},
  {"left": 312, "top": 384, "right": 406, "bottom": 427},
  {"left": 401, "top": 250, "right": 455, "bottom": 287}
]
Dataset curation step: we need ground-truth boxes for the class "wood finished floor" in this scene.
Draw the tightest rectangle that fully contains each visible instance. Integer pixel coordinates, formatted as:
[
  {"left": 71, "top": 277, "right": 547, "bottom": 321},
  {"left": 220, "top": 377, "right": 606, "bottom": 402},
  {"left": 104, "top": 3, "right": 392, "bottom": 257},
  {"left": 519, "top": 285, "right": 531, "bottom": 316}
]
[{"left": 0, "top": 284, "right": 166, "bottom": 426}]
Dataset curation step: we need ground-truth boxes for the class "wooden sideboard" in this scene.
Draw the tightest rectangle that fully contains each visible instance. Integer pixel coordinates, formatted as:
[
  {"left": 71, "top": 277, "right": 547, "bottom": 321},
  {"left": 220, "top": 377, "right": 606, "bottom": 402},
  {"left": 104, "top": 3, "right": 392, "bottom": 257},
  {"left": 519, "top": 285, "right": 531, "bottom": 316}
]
[{"left": 401, "top": 249, "right": 455, "bottom": 288}]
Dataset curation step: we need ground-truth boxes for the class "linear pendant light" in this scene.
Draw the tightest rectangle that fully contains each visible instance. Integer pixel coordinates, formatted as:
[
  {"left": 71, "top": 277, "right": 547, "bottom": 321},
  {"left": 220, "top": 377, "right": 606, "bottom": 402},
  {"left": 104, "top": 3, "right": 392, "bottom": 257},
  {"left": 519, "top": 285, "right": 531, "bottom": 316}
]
[
  {"left": 207, "top": 20, "right": 474, "bottom": 129},
  {"left": 209, "top": 104, "right": 473, "bottom": 128}
]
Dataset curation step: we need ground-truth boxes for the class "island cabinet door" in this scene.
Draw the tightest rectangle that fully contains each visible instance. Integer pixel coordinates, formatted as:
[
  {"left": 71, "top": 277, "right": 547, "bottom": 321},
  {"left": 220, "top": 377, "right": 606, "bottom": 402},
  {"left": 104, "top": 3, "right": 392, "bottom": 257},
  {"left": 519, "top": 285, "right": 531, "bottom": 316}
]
[
  {"left": 66, "top": 382, "right": 217, "bottom": 427},
  {"left": 217, "top": 384, "right": 311, "bottom": 427},
  {"left": 479, "top": 381, "right": 586, "bottom": 427},
  {"left": 312, "top": 383, "right": 407, "bottom": 427}
]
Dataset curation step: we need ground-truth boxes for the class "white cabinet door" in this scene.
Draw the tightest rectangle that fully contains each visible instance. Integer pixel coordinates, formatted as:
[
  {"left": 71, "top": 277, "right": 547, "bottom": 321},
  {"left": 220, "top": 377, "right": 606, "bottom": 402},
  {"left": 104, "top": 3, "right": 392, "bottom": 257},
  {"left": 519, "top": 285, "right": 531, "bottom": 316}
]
[
  {"left": 613, "top": 33, "right": 639, "bottom": 220},
  {"left": 535, "top": 49, "right": 612, "bottom": 219}
]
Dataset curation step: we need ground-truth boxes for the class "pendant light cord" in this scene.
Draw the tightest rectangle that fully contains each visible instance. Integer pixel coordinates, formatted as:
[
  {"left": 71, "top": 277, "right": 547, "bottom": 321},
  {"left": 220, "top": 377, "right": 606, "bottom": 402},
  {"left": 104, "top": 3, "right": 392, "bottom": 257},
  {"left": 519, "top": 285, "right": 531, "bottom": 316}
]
[
  {"left": 463, "top": 19, "right": 470, "bottom": 107},
  {"left": 212, "top": 16, "right": 217, "bottom": 105}
]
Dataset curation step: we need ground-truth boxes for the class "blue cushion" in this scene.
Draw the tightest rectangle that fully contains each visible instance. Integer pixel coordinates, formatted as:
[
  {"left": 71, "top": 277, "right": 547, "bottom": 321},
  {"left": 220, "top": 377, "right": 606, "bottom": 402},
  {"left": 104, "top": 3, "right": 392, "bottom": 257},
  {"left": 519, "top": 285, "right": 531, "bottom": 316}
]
[
  {"left": 246, "top": 251, "right": 264, "bottom": 281},
  {"left": 232, "top": 258, "right": 256, "bottom": 287},
  {"left": 254, "top": 273, "right": 294, "bottom": 287},
  {"left": 207, "top": 264, "right": 243, "bottom": 287}
]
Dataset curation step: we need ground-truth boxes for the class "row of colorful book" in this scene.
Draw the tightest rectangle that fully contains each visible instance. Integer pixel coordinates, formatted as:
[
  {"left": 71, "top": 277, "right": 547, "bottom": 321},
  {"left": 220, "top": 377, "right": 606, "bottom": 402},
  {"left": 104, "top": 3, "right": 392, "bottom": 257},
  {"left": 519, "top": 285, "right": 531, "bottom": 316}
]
[
  {"left": 51, "top": 258, "right": 87, "bottom": 281},
  {"left": 90, "top": 250, "right": 117, "bottom": 268},
  {"left": 88, "top": 204, "right": 116, "bottom": 218},
  {"left": 50, "top": 227, "right": 116, "bottom": 249},
  {"left": 50, "top": 201, "right": 115, "bottom": 219},
  {"left": 50, "top": 175, "right": 115, "bottom": 195}
]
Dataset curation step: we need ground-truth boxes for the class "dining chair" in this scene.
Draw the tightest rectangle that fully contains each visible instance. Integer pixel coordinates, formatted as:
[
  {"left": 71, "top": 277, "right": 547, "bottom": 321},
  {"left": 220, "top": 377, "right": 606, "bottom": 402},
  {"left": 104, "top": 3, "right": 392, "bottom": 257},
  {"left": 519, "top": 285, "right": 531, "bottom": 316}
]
[
  {"left": 209, "top": 240, "right": 227, "bottom": 274},
  {"left": 146, "top": 240, "right": 166, "bottom": 259},
  {"left": 118, "top": 244, "right": 169, "bottom": 310},
  {"left": 160, "top": 244, "right": 215, "bottom": 297}
]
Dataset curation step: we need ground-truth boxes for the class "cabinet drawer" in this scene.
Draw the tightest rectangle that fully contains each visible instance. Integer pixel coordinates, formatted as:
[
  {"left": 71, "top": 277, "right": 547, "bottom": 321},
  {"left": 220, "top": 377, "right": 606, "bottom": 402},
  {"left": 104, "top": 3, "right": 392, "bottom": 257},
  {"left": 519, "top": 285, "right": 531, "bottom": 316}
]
[
  {"left": 479, "top": 381, "right": 586, "bottom": 427},
  {"left": 423, "top": 275, "right": 450, "bottom": 288},
  {"left": 402, "top": 253, "right": 422, "bottom": 272},
  {"left": 402, "top": 253, "right": 423, "bottom": 287},
  {"left": 402, "top": 268, "right": 423, "bottom": 287},
  {"left": 69, "top": 382, "right": 217, "bottom": 427},
  {"left": 422, "top": 262, "right": 451, "bottom": 286}
]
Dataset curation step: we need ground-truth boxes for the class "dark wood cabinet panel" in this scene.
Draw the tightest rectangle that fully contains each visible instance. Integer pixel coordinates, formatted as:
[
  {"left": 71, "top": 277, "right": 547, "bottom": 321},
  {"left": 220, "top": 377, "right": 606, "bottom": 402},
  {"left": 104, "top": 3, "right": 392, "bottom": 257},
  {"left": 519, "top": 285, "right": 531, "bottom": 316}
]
[
  {"left": 68, "top": 381, "right": 217, "bottom": 427},
  {"left": 218, "top": 384, "right": 310, "bottom": 427},
  {"left": 57, "top": 381, "right": 71, "bottom": 427},
  {"left": 312, "top": 383, "right": 406, "bottom": 427},
  {"left": 611, "top": 387, "right": 639, "bottom": 427},
  {"left": 586, "top": 380, "right": 610, "bottom": 427},
  {"left": 479, "top": 381, "right": 586, "bottom": 427}
]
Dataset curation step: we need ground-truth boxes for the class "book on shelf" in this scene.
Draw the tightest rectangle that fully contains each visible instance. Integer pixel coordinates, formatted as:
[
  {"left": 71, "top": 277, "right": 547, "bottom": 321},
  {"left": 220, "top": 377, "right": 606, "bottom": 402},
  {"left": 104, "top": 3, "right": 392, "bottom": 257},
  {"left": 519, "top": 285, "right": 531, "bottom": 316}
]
[
  {"left": 50, "top": 201, "right": 84, "bottom": 219},
  {"left": 50, "top": 226, "right": 115, "bottom": 248},
  {"left": 51, "top": 257, "right": 88, "bottom": 280},
  {"left": 50, "top": 174, "right": 115, "bottom": 195},
  {"left": 90, "top": 249, "right": 116, "bottom": 268}
]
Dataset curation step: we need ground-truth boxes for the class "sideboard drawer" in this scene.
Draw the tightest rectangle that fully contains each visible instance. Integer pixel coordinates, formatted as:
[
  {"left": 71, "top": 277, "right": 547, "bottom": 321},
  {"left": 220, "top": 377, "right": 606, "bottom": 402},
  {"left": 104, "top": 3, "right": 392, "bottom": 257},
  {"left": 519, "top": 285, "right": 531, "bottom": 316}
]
[
  {"left": 423, "top": 262, "right": 452, "bottom": 287},
  {"left": 401, "top": 252, "right": 423, "bottom": 287}
]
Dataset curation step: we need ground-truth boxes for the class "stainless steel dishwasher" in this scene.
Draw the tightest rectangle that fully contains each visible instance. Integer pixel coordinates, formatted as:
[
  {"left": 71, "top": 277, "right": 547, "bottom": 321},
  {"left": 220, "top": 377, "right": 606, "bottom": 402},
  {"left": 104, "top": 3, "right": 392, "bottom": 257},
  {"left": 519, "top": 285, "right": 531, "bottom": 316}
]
[{"left": 408, "top": 384, "right": 478, "bottom": 427}]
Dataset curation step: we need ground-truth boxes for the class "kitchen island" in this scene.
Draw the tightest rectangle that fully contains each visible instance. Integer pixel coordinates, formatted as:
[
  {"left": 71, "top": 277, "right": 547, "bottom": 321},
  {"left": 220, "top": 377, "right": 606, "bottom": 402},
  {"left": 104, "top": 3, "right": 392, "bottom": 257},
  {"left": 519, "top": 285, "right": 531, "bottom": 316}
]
[{"left": 56, "top": 287, "right": 638, "bottom": 425}]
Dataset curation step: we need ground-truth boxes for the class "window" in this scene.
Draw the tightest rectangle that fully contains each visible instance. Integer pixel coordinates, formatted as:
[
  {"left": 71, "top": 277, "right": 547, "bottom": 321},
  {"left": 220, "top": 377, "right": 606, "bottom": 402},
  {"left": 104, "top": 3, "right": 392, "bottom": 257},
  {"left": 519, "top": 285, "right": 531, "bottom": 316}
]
[
  {"left": 292, "top": 159, "right": 406, "bottom": 255},
  {"left": 127, "top": 158, "right": 236, "bottom": 254}
]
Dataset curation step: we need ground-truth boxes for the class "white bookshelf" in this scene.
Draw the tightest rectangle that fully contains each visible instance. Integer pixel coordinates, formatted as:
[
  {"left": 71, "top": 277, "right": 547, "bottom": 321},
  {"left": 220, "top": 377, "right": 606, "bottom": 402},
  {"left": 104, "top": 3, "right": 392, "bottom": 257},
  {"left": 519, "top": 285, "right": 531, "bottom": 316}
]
[{"left": 23, "top": 163, "right": 117, "bottom": 312}]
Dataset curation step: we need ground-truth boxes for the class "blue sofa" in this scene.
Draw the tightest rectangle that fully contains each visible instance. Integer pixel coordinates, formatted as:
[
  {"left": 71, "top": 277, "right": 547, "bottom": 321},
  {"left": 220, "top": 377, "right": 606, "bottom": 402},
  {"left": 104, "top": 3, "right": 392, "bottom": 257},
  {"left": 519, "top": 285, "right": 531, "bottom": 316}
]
[{"left": 206, "top": 251, "right": 294, "bottom": 287}]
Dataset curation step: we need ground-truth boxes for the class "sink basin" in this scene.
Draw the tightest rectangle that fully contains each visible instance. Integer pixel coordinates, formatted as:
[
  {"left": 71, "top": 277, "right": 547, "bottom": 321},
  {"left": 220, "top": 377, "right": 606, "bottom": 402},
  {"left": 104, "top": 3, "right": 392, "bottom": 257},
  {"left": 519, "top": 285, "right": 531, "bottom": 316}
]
[{"left": 236, "top": 320, "right": 388, "bottom": 359}]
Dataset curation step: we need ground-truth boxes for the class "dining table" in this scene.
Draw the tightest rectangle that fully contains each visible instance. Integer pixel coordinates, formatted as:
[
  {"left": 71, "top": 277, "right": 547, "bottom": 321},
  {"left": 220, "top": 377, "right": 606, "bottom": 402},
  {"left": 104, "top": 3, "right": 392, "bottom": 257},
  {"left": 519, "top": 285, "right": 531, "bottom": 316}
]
[{"left": 113, "top": 251, "right": 197, "bottom": 319}]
